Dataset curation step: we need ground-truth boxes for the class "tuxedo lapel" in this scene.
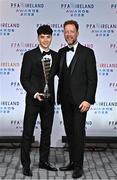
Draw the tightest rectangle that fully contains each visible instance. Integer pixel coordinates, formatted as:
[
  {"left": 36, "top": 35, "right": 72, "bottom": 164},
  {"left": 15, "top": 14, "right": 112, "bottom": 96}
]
[
  {"left": 59, "top": 50, "right": 66, "bottom": 76},
  {"left": 34, "top": 47, "right": 45, "bottom": 80},
  {"left": 49, "top": 51, "right": 56, "bottom": 76},
  {"left": 70, "top": 44, "right": 81, "bottom": 75},
  {"left": 35, "top": 47, "right": 43, "bottom": 61}
]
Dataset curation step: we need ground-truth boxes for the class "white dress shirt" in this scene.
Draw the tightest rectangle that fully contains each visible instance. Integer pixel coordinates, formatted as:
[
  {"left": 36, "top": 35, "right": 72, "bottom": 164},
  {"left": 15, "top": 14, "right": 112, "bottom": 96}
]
[{"left": 66, "top": 42, "right": 78, "bottom": 67}]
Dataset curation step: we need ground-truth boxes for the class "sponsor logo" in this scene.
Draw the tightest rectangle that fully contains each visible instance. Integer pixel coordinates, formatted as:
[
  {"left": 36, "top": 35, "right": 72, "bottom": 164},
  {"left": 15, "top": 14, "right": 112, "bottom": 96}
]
[
  {"left": 10, "top": 42, "right": 38, "bottom": 56},
  {"left": 11, "top": 120, "right": 23, "bottom": 132},
  {"left": 0, "top": 101, "right": 19, "bottom": 114},
  {"left": 0, "top": 62, "right": 19, "bottom": 76},
  {"left": 0, "top": 23, "right": 20, "bottom": 36},
  {"left": 10, "top": 82, "right": 25, "bottom": 94},
  {"left": 10, "top": 119, "right": 40, "bottom": 131},
  {"left": 10, "top": 2, "right": 44, "bottom": 16},
  {"left": 60, "top": 43, "right": 94, "bottom": 48},
  {"left": 86, "top": 23, "right": 116, "bottom": 37},
  {"left": 61, "top": 3, "right": 94, "bottom": 17},
  {"left": 90, "top": 101, "right": 117, "bottom": 114},
  {"left": 97, "top": 63, "right": 117, "bottom": 76}
]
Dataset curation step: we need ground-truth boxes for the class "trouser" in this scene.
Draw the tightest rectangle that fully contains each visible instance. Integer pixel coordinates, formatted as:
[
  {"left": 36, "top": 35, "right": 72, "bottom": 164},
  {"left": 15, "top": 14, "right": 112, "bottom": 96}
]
[
  {"left": 21, "top": 100, "right": 54, "bottom": 169},
  {"left": 61, "top": 102, "right": 87, "bottom": 168}
]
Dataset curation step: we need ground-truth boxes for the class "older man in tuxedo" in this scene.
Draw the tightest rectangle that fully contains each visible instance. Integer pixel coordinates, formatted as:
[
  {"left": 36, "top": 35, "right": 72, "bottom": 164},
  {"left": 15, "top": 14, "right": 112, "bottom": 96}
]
[
  {"left": 20, "top": 25, "right": 58, "bottom": 176},
  {"left": 57, "top": 20, "right": 97, "bottom": 178}
]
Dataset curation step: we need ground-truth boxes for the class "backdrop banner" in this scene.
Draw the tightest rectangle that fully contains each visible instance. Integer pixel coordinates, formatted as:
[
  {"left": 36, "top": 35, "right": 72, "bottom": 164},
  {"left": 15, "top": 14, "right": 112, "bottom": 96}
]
[{"left": 0, "top": 0, "right": 117, "bottom": 147}]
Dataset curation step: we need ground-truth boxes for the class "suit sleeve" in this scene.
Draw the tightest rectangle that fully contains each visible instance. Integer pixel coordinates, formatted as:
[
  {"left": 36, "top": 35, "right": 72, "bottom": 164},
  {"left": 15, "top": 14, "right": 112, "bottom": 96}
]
[
  {"left": 85, "top": 49, "right": 98, "bottom": 104},
  {"left": 20, "top": 52, "right": 37, "bottom": 97}
]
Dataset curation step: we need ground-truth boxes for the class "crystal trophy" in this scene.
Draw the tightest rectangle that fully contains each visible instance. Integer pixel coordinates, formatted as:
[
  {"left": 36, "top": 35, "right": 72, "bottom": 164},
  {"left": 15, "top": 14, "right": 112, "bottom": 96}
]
[{"left": 41, "top": 57, "right": 51, "bottom": 99}]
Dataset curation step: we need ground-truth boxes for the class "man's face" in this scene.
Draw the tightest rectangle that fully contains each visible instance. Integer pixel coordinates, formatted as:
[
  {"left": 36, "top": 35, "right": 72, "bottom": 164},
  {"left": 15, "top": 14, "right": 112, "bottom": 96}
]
[
  {"left": 38, "top": 34, "right": 52, "bottom": 49},
  {"left": 64, "top": 24, "right": 79, "bottom": 46}
]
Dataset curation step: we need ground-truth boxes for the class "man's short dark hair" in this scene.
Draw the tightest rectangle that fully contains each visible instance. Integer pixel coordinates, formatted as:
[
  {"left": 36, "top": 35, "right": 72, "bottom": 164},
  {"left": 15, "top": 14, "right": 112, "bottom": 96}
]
[
  {"left": 64, "top": 20, "right": 79, "bottom": 31},
  {"left": 37, "top": 25, "right": 53, "bottom": 36}
]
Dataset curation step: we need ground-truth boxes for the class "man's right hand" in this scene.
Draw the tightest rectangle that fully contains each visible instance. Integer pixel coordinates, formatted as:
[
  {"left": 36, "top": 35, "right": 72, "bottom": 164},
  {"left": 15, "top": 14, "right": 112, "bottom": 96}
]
[{"left": 36, "top": 93, "right": 45, "bottom": 102}]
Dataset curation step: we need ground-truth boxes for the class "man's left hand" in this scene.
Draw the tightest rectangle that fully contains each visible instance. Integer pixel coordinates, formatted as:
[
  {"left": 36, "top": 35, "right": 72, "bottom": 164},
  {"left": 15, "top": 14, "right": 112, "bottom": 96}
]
[{"left": 79, "top": 101, "right": 91, "bottom": 113}]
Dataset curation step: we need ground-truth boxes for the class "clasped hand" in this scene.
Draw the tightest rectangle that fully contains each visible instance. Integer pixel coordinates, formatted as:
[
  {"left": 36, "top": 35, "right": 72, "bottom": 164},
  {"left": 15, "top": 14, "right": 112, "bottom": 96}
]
[{"left": 36, "top": 93, "right": 45, "bottom": 102}]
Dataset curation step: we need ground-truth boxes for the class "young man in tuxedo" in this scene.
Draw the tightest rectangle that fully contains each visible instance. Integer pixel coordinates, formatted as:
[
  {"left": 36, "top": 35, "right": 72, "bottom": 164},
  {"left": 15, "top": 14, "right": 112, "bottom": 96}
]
[
  {"left": 57, "top": 20, "right": 97, "bottom": 178},
  {"left": 20, "top": 25, "right": 58, "bottom": 176}
]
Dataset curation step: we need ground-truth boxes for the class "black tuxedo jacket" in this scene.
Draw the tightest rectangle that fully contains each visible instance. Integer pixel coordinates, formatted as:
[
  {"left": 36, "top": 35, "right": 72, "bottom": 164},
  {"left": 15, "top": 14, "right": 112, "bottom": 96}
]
[
  {"left": 20, "top": 47, "right": 58, "bottom": 105},
  {"left": 57, "top": 43, "right": 97, "bottom": 105}
]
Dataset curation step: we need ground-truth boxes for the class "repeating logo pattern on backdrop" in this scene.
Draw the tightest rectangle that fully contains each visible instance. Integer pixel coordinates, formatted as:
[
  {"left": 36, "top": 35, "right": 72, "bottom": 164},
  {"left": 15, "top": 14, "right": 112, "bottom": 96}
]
[{"left": 0, "top": 0, "right": 117, "bottom": 145}]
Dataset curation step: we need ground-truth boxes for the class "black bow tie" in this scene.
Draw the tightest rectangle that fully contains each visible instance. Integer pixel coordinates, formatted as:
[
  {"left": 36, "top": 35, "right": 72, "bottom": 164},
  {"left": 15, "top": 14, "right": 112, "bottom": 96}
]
[
  {"left": 66, "top": 46, "right": 74, "bottom": 52},
  {"left": 42, "top": 51, "right": 51, "bottom": 56}
]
